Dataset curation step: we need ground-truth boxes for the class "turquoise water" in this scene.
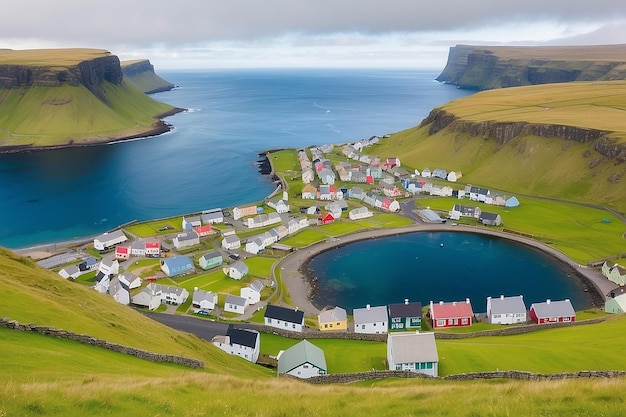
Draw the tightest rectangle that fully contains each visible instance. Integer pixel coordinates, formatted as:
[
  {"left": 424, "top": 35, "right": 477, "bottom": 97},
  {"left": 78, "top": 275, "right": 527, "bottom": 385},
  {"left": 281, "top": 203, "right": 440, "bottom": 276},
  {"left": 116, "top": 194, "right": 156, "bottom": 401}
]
[
  {"left": 308, "top": 231, "right": 594, "bottom": 312},
  {"left": 0, "top": 69, "right": 469, "bottom": 249}
]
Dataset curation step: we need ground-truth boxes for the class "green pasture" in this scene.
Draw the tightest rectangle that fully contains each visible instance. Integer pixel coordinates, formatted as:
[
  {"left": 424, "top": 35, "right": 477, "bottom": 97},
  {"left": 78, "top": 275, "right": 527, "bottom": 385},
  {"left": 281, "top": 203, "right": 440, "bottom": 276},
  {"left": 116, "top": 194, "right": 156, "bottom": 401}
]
[
  {"left": 125, "top": 217, "right": 184, "bottom": 237},
  {"left": 418, "top": 196, "right": 626, "bottom": 263},
  {"left": 280, "top": 228, "right": 330, "bottom": 247},
  {"left": 260, "top": 333, "right": 387, "bottom": 373}
]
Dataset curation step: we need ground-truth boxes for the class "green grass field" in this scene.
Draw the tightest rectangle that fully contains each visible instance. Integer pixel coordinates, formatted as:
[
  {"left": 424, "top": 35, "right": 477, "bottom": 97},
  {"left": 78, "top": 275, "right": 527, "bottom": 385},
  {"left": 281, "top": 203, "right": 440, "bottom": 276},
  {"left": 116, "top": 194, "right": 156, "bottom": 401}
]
[{"left": 419, "top": 195, "right": 625, "bottom": 263}]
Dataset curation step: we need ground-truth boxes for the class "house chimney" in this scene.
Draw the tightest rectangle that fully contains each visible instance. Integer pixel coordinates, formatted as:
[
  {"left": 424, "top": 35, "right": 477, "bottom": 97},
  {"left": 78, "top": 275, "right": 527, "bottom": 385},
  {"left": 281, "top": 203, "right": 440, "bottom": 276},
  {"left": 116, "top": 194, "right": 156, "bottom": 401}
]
[
  {"left": 366, "top": 304, "right": 370, "bottom": 310},
  {"left": 546, "top": 299, "right": 551, "bottom": 304},
  {"left": 439, "top": 301, "right": 444, "bottom": 305},
  {"left": 194, "top": 287, "right": 198, "bottom": 291},
  {"left": 500, "top": 295, "right": 504, "bottom": 300},
  {"left": 453, "top": 301, "right": 457, "bottom": 306},
  {"left": 466, "top": 298, "right": 470, "bottom": 304},
  {"left": 404, "top": 298, "right": 409, "bottom": 305}
]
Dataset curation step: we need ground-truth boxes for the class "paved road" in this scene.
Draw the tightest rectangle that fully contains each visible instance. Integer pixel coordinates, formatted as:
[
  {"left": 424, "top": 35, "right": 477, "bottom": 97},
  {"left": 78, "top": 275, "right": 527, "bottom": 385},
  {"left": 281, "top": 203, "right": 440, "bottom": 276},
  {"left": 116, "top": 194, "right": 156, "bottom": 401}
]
[{"left": 143, "top": 312, "right": 230, "bottom": 341}]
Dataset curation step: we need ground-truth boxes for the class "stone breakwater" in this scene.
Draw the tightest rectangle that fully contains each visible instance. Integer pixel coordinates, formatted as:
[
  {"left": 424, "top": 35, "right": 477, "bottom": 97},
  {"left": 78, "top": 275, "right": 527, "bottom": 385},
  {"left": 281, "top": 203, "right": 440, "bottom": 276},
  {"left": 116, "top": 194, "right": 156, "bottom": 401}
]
[{"left": 1, "top": 318, "right": 204, "bottom": 369}]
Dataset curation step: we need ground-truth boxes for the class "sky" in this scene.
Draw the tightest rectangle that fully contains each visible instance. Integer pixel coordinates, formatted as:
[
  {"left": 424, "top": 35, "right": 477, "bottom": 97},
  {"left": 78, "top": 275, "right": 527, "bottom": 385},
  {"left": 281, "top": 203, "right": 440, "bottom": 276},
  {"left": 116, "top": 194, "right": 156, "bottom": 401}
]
[{"left": 2, "top": 1, "right": 626, "bottom": 69}]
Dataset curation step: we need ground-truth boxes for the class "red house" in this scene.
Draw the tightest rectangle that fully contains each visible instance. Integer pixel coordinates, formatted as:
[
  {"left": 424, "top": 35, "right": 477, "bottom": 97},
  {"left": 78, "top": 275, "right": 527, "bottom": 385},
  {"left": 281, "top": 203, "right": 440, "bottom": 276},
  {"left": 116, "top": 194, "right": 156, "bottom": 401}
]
[
  {"left": 145, "top": 241, "right": 161, "bottom": 257},
  {"left": 529, "top": 299, "right": 576, "bottom": 324},
  {"left": 429, "top": 299, "right": 474, "bottom": 328},
  {"left": 193, "top": 224, "right": 212, "bottom": 237},
  {"left": 115, "top": 245, "right": 130, "bottom": 260},
  {"left": 318, "top": 212, "right": 335, "bottom": 225}
]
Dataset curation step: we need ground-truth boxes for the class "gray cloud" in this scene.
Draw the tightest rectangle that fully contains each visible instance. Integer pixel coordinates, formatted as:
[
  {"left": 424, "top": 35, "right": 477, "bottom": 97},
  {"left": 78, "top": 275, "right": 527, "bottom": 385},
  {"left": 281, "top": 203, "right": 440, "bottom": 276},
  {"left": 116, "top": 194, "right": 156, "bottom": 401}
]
[{"left": 2, "top": 1, "right": 626, "bottom": 67}]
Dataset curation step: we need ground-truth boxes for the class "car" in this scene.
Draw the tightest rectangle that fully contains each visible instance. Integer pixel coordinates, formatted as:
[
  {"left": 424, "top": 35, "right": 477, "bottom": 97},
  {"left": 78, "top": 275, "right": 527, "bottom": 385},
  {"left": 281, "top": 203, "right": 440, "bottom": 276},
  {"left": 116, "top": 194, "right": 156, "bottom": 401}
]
[
  {"left": 224, "top": 222, "right": 233, "bottom": 226},
  {"left": 229, "top": 253, "right": 240, "bottom": 260},
  {"left": 197, "top": 310, "right": 209, "bottom": 316}
]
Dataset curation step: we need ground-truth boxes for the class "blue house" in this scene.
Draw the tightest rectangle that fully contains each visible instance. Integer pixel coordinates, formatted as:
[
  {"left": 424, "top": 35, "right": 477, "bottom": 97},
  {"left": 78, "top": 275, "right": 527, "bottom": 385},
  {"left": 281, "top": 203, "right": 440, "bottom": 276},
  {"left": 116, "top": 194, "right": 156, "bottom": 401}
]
[
  {"left": 161, "top": 256, "right": 194, "bottom": 277},
  {"left": 505, "top": 196, "right": 520, "bottom": 207}
]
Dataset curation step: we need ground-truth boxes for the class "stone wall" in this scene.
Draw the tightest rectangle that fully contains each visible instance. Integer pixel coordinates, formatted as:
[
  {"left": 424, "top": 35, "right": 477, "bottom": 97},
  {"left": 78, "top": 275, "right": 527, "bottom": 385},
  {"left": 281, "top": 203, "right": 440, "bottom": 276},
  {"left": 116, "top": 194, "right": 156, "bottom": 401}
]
[
  {"left": 0, "top": 318, "right": 204, "bottom": 369},
  {"left": 303, "top": 369, "right": 626, "bottom": 384}
]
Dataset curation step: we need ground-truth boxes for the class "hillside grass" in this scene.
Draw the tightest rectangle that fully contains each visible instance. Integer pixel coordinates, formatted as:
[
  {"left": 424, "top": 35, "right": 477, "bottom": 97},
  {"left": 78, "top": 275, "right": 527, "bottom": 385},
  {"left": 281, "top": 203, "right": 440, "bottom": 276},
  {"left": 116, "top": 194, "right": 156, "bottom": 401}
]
[
  {"left": 0, "top": 80, "right": 174, "bottom": 146},
  {"left": 0, "top": 48, "right": 111, "bottom": 65},
  {"left": 0, "top": 247, "right": 268, "bottom": 377},
  {"left": 371, "top": 83, "right": 626, "bottom": 212},
  {"left": 419, "top": 196, "right": 626, "bottom": 263}
]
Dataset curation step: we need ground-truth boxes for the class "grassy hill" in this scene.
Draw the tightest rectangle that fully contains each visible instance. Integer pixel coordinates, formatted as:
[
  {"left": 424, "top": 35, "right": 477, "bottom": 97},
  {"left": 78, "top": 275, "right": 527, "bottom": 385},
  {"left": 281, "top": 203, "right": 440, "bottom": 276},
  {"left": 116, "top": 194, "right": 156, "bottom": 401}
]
[
  {"left": 372, "top": 81, "right": 626, "bottom": 213},
  {"left": 2, "top": 245, "right": 626, "bottom": 415},
  {"left": 0, "top": 48, "right": 178, "bottom": 150},
  {"left": 121, "top": 59, "right": 175, "bottom": 94}
]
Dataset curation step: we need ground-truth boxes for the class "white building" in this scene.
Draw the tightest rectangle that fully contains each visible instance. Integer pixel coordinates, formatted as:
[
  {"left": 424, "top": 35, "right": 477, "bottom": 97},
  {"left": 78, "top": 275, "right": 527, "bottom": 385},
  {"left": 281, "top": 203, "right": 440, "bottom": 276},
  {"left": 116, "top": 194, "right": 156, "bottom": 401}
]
[
  {"left": 212, "top": 327, "right": 260, "bottom": 363},
  {"left": 353, "top": 304, "right": 388, "bottom": 334},
  {"left": 387, "top": 332, "right": 439, "bottom": 377}
]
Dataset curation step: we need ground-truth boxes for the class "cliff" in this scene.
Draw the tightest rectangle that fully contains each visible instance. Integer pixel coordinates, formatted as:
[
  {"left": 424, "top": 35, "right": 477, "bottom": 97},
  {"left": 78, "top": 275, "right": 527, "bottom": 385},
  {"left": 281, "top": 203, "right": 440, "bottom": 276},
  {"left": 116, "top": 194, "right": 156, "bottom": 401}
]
[
  {"left": 436, "top": 44, "right": 626, "bottom": 90},
  {"left": 0, "top": 48, "right": 181, "bottom": 151},
  {"left": 121, "top": 59, "right": 175, "bottom": 94}
]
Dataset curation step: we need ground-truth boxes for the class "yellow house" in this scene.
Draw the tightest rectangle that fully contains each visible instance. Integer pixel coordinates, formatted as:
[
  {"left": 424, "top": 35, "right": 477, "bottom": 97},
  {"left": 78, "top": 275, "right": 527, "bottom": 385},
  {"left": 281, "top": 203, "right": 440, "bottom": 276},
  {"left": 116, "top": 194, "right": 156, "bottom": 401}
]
[{"left": 318, "top": 306, "right": 348, "bottom": 331}]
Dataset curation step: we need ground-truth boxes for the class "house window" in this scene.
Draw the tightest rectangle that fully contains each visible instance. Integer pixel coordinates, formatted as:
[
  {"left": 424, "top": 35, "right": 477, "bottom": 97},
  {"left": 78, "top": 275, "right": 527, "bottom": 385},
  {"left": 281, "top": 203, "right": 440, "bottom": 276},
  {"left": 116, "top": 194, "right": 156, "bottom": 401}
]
[
  {"left": 436, "top": 319, "right": 446, "bottom": 327},
  {"left": 426, "top": 362, "right": 433, "bottom": 369},
  {"left": 395, "top": 364, "right": 402, "bottom": 371},
  {"left": 361, "top": 325, "right": 365, "bottom": 329},
  {"left": 461, "top": 318, "right": 469, "bottom": 325},
  {"left": 303, "top": 365, "right": 309, "bottom": 369},
  {"left": 324, "top": 324, "right": 328, "bottom": 328}
]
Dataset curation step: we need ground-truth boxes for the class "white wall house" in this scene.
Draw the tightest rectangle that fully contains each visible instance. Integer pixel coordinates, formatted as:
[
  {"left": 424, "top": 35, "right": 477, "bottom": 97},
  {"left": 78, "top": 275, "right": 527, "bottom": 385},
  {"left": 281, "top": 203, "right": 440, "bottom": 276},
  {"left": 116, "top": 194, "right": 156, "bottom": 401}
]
[
  {"left": 93, "top": 229, "right": 127, "bottom": 251},
  {"left": 212, "top": 328, "right": 260, "bottom": 363},
  {"left": 353, "top": 304, "right": 388, "bottom": 334},
  {"left": 264, "top": 304, "right": 305, "bottom": 332},
  {"left": 387, "top": 332, "right": 439, "bottom": 377},
  {"left": 486, "top": 295, "right": 527, "bottom": 324},
  {"left": 277, "top": 339, "right": 327, "bottom": 379},
  {"left": 224, "top": 294, "right": 247, "bottom": 315}
]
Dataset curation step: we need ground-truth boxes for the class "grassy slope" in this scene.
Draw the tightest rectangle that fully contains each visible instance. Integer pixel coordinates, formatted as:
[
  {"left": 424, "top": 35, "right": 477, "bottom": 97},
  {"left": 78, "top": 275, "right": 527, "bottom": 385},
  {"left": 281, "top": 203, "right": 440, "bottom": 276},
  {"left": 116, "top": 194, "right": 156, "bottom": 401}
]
[
  {"left": 0, "top": 81, "right": 174, "bottom": 146},
  {"left": 372, "top": 82, "right": 626, "bottom": 212},
  {"left": 0, "top": 247, "right": 270, "bottom": 378}
]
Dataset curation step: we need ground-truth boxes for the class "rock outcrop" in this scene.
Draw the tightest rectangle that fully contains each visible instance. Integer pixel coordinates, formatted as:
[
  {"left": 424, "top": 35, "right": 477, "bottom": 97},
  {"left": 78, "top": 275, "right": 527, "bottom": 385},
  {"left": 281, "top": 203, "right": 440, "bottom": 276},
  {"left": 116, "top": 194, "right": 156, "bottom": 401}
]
[
  {"left": 121, "top": 59, "right": 175, "bottom": 94},
  {"left": 436, "top": 44, "right": 626, "bottom": 90},
  {"left": 0, "top": 51, "right": 122, "bottom": 102},
  {"left": 420, "top": 108, "right": 626, "bottom": 163}
]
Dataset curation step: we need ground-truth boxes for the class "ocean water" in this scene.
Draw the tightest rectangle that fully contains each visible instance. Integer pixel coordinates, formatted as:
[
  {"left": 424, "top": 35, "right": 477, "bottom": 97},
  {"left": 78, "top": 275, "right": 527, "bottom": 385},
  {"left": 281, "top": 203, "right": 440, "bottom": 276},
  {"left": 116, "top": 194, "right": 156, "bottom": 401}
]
[
  {"left": 308, "top": 231, "right": 595, "bottom": 312},
  {"left": 0, "top": 68, "right": 469, "bottom": 249}
]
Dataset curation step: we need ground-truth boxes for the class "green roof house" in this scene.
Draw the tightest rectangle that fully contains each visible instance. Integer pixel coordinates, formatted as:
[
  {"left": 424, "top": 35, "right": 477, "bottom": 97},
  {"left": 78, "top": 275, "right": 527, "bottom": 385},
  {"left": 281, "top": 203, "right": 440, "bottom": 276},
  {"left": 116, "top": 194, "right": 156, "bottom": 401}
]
[{"left": 277, "top": 340, "right": 327, "bottom": 379}]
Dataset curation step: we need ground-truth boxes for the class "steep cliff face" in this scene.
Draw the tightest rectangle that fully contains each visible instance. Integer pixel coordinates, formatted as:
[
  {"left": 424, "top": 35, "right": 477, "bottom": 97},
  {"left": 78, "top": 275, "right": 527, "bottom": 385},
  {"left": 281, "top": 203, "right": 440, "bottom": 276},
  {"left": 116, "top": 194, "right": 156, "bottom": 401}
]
[
  {"left": 436, "top": 44, "right": 626, "bottom": 90},
  {"left": 420, "top": 108, "right": 626, "bottom": 163},
  {"left": 121, "top": 59, "right": 174, "bottom": 94},
  {"left": 0, "top": 54, "right": 123, "bottom": 101}
]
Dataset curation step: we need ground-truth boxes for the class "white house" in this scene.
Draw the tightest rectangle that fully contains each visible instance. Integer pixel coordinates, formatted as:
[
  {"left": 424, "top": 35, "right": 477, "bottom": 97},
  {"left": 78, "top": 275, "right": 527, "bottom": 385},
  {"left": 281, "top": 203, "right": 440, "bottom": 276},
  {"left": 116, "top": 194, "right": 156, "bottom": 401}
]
[
  {"left": 212, "top": 327, "right": 260, "bottom": 363},
  {"left": 349, "top": 206, "right": 373, "bottom": 220},
  {"left": 602, "top": 261, "right": 626, "bottom": 286},
  {"left": 107, "top": 277, "right": 130, "bottom": 305},
  {"left": 221, "top": 234, "right": 241, "bottom": 250},
  {"left": 387, "top": 332, "right": 439, "bottom": 377},
  {"left": 353, "top": 304, "right": 388, "bottom": 334},
  {"left": 225, "top": 260, "right": 249, "bottom": 280},
  {"left": 268, "top": 198, "right": 290, "bottom": 214},
  {"left": 224, "top": 294, "right": 247, "bottom": 315},
  {"left": 173, "top": 230, "right": 200, "bottom": 249},
  {"left": 131, "top": 284, "right": 161, "bottom": 310},
  {"left": 118, "top": 272, "right": 141, "bottom": 289},
  {"left": 240, "top": 280, "right": 264, "bottom": 305},
  {"left": 94, "top": 258, "right": 120, "bottom": 294},
  {"left": 264, "top": 304, "right": 304, "bottom": 332},
  {"left": 93, "top": 229, "right": 127, "bottom": 251},
  {"left": 486, "top": 295, "right": 527, "bottom": 324},
  {"left": 277, "top": 339, "right": 327, "bottom": 379},
  {"left": 201, "top": 210, "right": 224, "bottom": 224},
  {"left": 192, "top": 288, "right": 218, "bottom": 312},
  {"left": 182, "top": 215, "right": 202, "bottom": 230}
]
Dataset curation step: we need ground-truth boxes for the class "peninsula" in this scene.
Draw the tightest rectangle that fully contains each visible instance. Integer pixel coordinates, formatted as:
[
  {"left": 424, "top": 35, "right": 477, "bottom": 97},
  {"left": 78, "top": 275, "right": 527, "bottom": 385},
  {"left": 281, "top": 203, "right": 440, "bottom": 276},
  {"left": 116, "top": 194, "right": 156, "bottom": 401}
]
[{"left": 0, "top": 48, "right": 181, "bottom": 153}]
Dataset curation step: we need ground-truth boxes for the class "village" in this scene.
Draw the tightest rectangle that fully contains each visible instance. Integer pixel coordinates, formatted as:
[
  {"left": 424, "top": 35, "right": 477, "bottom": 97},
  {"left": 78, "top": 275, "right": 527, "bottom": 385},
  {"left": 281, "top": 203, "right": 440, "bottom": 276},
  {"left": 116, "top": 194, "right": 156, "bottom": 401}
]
[{"left": 36, "top": 135, "right": 626, "bottom": 380}]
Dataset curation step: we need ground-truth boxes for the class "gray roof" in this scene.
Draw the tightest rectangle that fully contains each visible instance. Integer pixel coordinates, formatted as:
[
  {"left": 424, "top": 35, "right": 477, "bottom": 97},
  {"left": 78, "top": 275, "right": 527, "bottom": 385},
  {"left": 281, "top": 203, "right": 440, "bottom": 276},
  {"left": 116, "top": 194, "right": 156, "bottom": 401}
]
[
  {"left": 278, "top": 340, "right": 327, "bottom": 374},
  {"left": 249, "top": 279, "right": 265, "bottom": 293},
  {"left": 388, "top": 332, "right": 438, "bottom": 364},
  {"left": 193, "top": 288, "right": 216, "bottom": 305},
  {"left": 318, "top": 306, "right": 347, "bottom": 323},
  {"left": 353, "top": 305, "right": 388, "bottom": 325},
  {"left": 388, "top": 300, "right": 422, "bottom": 318},
  {"left": 225, "top": 294, "right": 247, "bottom": 307},
  {"left": 530, "top": 299, "right": 575, "bottom": 318},
  {"left": 489, "top": 295, "right": 527, "bottom": 315}
]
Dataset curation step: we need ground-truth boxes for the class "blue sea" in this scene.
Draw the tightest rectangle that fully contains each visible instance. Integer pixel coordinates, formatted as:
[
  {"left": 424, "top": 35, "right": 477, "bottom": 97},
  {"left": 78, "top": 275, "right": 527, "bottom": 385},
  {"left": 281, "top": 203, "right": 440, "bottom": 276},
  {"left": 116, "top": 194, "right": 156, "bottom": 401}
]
[
  {"left": 0, "top": 68, "right": 469, "bottom": 249},
  {"left": 308, "top": 231, "right": 595, "bottom": 311}
]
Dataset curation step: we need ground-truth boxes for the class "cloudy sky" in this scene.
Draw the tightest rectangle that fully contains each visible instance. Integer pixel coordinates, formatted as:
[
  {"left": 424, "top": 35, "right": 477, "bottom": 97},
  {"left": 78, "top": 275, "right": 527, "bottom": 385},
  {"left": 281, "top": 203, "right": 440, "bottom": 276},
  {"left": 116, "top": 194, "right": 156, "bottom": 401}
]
[{"left": 2, "top": 1, "right": 626, "bottom": 69}]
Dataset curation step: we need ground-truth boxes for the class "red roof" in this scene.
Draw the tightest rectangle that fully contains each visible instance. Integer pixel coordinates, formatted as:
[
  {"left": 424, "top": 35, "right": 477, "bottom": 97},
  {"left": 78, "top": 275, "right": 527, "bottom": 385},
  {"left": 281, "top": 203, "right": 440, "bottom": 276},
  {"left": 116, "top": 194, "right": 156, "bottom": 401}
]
[
  {"left": 116, "top": 246, "right": 129, "bottom": 254},
  {"left": 194, "top": 225, "right": 212, "bottom": 234},
  {"left": 431, "top": 301, "right": 474, "bottom": 319},
  {"left": 146, "top": 241, "right": 160, "bottom": 249}
]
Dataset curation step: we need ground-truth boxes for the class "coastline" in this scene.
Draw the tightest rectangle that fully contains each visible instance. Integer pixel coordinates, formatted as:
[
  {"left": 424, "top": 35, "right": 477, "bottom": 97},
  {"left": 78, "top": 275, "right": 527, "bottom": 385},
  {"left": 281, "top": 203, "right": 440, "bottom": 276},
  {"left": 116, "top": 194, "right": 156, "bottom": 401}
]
[
  {"left": 278, "top": 224, "right": 610, "bottom": 316},
  {"left": 0, "top": 107, "right": 186, "bottom": 154}
]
